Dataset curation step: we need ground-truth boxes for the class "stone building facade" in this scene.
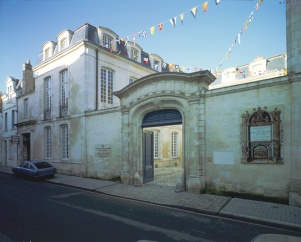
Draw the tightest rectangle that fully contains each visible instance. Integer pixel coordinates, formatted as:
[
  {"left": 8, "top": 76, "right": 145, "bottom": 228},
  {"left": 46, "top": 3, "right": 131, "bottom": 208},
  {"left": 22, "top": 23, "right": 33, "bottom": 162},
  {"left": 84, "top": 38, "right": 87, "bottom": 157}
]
[{"left": 5, "top": 2, "right": 301, "bottom": 206}]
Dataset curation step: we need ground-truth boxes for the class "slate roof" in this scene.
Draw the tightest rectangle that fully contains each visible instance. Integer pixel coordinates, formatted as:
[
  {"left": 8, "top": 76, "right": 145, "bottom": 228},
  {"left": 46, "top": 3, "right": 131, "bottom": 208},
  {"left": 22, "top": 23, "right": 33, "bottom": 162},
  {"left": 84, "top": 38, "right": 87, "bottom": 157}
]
[{"left": 35, "top": 23, "right": 167, "bottom": 72}]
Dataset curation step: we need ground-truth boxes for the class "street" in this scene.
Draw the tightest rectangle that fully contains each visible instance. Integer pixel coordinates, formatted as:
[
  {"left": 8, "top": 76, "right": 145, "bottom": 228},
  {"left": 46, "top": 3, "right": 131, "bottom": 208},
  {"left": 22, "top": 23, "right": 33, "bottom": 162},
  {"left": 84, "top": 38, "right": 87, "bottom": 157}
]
[{"left": 0, "top": 173, "right": 300, "bottom": 242}]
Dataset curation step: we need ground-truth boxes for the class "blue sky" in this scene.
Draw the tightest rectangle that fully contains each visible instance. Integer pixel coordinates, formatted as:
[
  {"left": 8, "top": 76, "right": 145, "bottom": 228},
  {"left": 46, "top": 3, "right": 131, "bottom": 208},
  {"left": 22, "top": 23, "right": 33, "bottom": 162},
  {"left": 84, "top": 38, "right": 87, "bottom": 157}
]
[{"left": 0, "top": 0, "right": 286, "bottom": 93}]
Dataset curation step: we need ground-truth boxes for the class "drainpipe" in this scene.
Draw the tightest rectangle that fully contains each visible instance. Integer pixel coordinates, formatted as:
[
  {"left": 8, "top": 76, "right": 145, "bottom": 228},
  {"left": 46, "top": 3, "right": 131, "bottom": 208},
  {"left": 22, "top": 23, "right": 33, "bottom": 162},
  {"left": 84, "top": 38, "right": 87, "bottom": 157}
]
[{"left": 95, "top": 49, "right": 99, "bottom": 110}]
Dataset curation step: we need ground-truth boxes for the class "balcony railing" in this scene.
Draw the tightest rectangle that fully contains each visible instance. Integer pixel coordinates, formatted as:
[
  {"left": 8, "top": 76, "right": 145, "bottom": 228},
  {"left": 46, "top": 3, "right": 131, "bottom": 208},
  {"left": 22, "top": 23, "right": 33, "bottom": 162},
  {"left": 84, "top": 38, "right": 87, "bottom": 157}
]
[
  {"left": 44, "top": 108, "right": 51, "bottom": 120},
  {"left": 60, "top": 104, "right": 68, "bottom": 117}
]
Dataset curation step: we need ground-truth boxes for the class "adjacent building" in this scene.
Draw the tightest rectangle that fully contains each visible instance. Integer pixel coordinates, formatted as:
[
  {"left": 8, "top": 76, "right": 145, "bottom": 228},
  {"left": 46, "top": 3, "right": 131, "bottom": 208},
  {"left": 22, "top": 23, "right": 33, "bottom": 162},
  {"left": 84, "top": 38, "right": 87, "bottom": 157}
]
[{"left": 1, "top": 77, "right": 20, "bottom": 167}]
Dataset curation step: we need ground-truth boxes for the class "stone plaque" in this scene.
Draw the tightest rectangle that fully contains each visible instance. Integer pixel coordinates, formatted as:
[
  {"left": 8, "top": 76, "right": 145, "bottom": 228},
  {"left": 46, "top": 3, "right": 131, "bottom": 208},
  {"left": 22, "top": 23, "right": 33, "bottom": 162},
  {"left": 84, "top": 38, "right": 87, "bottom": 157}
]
[
  {"left": 213, "top": 151, "right": 234, "bottom": 165},
  {"left": 250, "top": 126, "right": 271, "bottom": 142},
  {"left": 95, "top": 144, "right": 111, "bottom": 158}
]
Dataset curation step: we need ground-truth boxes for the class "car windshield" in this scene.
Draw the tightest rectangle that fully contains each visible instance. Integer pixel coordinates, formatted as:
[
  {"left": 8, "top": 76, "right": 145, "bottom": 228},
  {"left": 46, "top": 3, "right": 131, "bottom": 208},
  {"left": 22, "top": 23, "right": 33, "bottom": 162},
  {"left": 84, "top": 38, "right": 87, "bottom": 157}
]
[{"left": 34, "top": 162, "right": 52, "bottom": 169}]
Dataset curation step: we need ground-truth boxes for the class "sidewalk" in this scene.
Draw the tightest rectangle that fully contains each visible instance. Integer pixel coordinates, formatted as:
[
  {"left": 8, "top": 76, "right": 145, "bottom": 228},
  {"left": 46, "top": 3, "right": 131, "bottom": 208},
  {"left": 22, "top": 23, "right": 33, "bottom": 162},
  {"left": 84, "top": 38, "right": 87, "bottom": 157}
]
[{"left": 1, "top": 166, "right": 301, "bottom": 231}]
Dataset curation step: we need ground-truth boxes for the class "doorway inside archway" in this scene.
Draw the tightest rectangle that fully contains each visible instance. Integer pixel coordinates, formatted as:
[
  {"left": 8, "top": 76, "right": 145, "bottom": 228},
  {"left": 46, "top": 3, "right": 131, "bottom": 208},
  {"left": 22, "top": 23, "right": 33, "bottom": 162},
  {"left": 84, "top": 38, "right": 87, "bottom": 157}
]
[{"left": 142, "top": 109, "right": 183, "bottom": 187}]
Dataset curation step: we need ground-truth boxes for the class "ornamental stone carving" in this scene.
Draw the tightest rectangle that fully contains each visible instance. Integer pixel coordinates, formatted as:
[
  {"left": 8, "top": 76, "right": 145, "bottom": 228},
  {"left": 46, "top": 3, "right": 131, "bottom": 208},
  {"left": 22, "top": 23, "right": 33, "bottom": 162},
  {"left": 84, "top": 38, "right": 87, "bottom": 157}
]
[{"left": 241, "top": 106, "right": 283, "bottom": 164}]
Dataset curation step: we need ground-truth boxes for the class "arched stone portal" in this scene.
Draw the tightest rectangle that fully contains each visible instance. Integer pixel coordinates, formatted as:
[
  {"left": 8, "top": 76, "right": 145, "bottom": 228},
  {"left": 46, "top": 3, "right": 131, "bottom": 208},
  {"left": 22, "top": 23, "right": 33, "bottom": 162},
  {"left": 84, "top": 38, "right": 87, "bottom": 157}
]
[{"left": 114, "top": 71, "right": 215, "bottom": 193}]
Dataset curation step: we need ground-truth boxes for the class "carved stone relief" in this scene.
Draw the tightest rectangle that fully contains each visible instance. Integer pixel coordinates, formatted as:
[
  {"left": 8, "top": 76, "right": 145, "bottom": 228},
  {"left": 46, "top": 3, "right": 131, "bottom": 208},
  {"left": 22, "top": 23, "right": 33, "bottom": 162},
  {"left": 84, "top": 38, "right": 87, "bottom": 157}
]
[{"left": 241, "top": 106, "right": 283, "bottom": 164}]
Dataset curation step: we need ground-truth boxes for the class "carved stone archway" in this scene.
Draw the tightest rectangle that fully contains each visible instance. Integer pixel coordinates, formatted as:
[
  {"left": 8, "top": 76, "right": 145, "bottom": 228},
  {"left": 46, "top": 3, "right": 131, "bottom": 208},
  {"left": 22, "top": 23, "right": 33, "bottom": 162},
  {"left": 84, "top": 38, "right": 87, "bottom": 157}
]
[{"left": 114, "top": 71, "right": 215, "bottom": 193}]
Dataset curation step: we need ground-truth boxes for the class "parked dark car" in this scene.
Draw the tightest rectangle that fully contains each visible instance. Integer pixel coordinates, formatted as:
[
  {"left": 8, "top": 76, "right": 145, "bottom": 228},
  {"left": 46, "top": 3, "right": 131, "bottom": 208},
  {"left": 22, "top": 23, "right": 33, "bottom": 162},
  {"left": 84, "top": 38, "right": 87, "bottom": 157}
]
[{"left": 12, "top": 161, "right": 56, "bottom": 179}]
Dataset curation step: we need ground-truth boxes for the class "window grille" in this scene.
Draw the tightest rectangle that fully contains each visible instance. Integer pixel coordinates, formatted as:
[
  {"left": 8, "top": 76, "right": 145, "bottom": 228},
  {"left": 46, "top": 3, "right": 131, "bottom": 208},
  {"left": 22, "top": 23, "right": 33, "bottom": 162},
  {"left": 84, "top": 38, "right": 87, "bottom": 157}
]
[{"left": 61, "top": 125, "right": 68, "bottom": 159}]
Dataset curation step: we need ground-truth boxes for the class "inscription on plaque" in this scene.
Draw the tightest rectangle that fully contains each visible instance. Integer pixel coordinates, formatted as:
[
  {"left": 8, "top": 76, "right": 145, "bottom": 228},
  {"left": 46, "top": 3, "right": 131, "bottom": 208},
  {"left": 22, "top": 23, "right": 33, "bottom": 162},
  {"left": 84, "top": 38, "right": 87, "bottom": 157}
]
[
  {"left": 95, "top": 144, "right": 111, "bottom": 158},
  {"left": 250, "top": 126, "right": 271, "bottom": 142}
]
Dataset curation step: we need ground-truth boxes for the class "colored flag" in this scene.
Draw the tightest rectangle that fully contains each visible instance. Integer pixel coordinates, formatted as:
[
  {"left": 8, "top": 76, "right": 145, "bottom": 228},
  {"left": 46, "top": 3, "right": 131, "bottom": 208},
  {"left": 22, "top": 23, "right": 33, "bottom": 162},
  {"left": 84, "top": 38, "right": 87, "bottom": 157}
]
[
  {"left": 132, "top": 34, "right": 136, "bottom": 45},
  {"left": 187, "top": 67, "right": 191, "bottom": 73},
  {"left": 144, "top": 58, "right": 149, "bottom": 64},
  {"left": 255, "top": 3, "right": 259, "bottom": 11},
  {"left": 237, "top": 32, "right": 241, "bottom": 44},
  {"left": 150, "top": 26, "right": 155, "bottom": 35},
  {"left": 249, "top": 11, "right": 253, "bottom": 22},
  {"left": 162, "top": 62, "right": 167, "bottom": 68},
  {"left": 180, "top": 13, "right": 184, "bottom": 25},
  {"left": 158, "top": 23, "right": 163, "bottom": 31},
  {"left": 215, "top": 0, "right": 220, "bottom": 4},
  {"left": 141, "top": 30, "right": 147, "bottom": 37},
  {"left": 169, "top": 64, "right": 174, "bottom": 70},
  {"left": 245, "top": 20, "right": 249, "bottom": 29},
  {"left": 259, "top": 0, "right": 263, "bottom": 4},
  {"left": 170, "top": 17, "right": 177, "bottom": 27},
  {"left": 202, "top": 2, "right": 208, "bottom": 12},
  {"left": 191, "top": 7, "right": 197, "bottom": 18},
  {"left": 175, "top": 65, "right": 179, "bottom": 69}
]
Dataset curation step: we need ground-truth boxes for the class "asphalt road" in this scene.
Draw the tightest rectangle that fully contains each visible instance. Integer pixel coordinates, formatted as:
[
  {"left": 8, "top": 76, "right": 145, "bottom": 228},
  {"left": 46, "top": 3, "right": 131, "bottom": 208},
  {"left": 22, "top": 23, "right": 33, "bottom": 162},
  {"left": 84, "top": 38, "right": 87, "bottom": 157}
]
[{"left": 1, "top": 173, "right": 301, "bottom": 242}]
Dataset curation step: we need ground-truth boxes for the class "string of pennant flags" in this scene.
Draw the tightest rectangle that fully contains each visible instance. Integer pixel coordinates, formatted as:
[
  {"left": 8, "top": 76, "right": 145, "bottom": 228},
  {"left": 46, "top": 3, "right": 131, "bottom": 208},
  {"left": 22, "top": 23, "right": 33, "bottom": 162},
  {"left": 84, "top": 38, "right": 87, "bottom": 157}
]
[
  {"left": 111, "top": 0, "right": 264, "bottom": 75},
  {"left": 216, "top": 0, "right": 264, "bottom": 75}
]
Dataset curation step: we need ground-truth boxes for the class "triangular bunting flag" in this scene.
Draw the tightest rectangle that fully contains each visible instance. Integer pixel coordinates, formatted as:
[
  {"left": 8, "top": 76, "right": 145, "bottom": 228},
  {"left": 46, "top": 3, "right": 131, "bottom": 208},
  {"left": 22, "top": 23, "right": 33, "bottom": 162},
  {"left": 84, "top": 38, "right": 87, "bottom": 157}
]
[
  {"left": 249, "top": 11, "right": 253, "bottom": 22},
  {"left": 141, "top": 30, "right": 147, "bottom": 37},
  {"left": 150, "top": 26, "right": 155, "bottom": 35},
  {"left": 158, "top": 23, "right": 163, "bottom": 31},
  {"left": 245, "top": 20, "right": 249, "bottom": 29},
  {"left": 180, "top": 13, "right": 184, "bottom": 25},
  {"left": 215, "top": 0, "right": 220, "bottom": 4},
  {"left": 170, "top": 17, "right": 177, "bottom": 27},
  {"left": 191, "top": 7, "right": 197, "bottom": 18},
  {"left": 132, "top": 34, "right": 136, "bottom": 45},
  {"left": 202, "top": 2, "right": 208, "bottom": 12}
]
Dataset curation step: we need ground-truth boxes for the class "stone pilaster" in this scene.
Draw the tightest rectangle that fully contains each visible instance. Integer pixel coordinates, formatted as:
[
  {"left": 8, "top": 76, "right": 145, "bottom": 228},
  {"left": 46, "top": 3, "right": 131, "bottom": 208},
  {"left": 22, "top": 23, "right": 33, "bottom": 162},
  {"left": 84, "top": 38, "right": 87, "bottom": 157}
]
[
  {"left": 120, "top": 110, "right": 131, "bottom": 184},
  {"left": 286, "top": 1, "right": 301, "bottom": 207}
]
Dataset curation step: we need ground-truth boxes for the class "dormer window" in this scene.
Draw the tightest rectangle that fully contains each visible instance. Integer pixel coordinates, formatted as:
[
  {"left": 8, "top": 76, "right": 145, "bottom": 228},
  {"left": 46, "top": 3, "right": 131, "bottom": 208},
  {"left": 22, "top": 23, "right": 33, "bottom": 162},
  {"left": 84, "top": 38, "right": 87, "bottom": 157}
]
[
  {"left": 103, "top": 35, "right": 112, "bottom": 49},
  {"left": 60, "top": 38, "right": 67, "bottom": 51},
  {"left": 42, "top": 41, "right": 56, "bottom": 61},
  {"left": 153, "top": 60, "right": 160, "bottom": 71},
  {"left": 45, "top": 48, "right": 51, "bottom": 59},
  {"left": 131, "top": 48, "right": 138, "bottom": 61}
]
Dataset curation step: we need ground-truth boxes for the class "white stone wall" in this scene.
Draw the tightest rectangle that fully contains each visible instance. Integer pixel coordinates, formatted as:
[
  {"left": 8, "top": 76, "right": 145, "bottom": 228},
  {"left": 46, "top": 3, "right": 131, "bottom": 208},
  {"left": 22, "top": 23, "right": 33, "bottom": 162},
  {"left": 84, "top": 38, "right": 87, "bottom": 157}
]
[
  {"left": 205, "top": 76, "right": 291, "bottom": 197},
  {"left": 85, "top": 110, "right": 122, "bottom": 179}
]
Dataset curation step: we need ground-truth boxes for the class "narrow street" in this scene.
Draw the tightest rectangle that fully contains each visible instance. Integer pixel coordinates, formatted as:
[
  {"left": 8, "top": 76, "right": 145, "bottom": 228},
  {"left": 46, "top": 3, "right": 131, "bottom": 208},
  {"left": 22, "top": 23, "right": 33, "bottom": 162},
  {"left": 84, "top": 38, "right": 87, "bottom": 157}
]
[{"left": 1, "top": 173, "right": 301, "bottom": 242}]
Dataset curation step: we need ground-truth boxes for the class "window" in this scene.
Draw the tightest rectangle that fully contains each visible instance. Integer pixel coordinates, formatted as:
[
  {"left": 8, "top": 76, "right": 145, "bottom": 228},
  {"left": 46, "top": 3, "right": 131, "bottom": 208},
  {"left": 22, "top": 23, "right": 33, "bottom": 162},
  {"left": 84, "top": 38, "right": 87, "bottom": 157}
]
[
  {"left": 24, "top": 98, "right": 29, "bottom": 118},
  {"left": 129, "top": 77, "right": 136, "bottom": 84},
  {"left": 154, "top": 130, "right": 160, "bottom": 159},
  {"left": 60, "top": 38, "right": 67, "bottom": 51},
  {"left": 171, "top": 132, "right": 178, "bottom": 158},
  {"left": 12, "top": 110, "right": 15, "bottom": 129},
  {"left": 103, "top": 35, "right": 112, "bottom": 49},
  {"left": 44, "top": 77, "right": 51, "bottom": 119},
  {"left": 131, "top": 48, "right": 138, "bottom": 61},
  {"left": 4, "top": 112, "right": 7, "bottom": 130},
  {"left": 45, "top": 127, "right": 52, "bottom": 159},
  {"left": 60, "top": 70, "right": 69, "bottom": 116},
  {"left": 61, "top": 125, "right": 68, "bottom": 159},
  {"left": 100, "top": 68, "right": 113, "bottom": 104}
]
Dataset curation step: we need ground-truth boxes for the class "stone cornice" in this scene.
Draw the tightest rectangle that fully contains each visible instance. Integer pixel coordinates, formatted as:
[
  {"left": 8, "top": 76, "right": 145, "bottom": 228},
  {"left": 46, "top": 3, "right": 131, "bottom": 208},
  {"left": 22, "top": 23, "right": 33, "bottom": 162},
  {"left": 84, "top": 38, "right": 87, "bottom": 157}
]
[
  {"left": 114, "top": 70, "right": 215, "bottom": 100},
  {"left": 205, "top": 75, "right": 290, "bottom": 97}
]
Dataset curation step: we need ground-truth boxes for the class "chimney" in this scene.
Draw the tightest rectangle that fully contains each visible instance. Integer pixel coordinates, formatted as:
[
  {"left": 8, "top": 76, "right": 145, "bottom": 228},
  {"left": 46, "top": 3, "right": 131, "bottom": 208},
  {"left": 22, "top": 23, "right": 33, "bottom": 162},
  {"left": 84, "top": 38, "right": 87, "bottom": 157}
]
[{"left": 22, "top": 59, "right": 35, "bottom": 94}]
